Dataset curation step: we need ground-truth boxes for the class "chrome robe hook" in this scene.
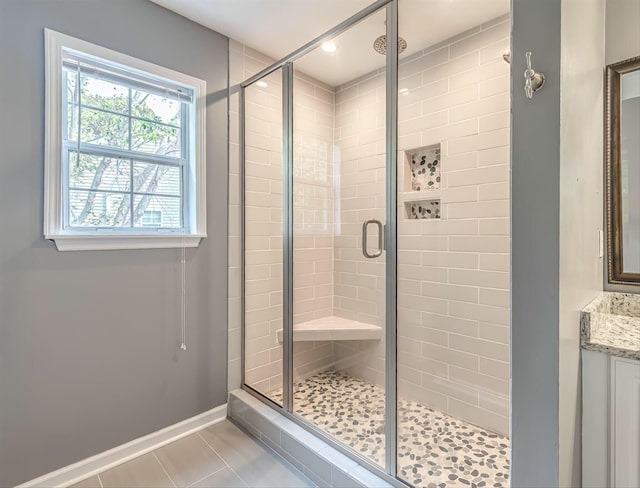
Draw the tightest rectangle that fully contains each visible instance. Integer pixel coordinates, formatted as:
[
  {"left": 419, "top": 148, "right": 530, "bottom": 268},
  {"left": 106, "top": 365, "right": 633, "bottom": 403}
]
[{"left": 524, "top": 51, "right": 545, "bottom": 99}]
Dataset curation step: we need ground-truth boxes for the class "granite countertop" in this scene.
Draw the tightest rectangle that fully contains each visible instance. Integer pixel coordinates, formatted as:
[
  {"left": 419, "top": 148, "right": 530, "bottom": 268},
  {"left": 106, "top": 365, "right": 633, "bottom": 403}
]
[{"left": 581, "top": 292, "right": 640, "bottom": 360}]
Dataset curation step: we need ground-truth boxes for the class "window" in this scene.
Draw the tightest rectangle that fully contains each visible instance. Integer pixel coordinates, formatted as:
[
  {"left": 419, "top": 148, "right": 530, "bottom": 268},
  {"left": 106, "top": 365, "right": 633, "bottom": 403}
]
[
  {"left": 44, "top": 29, "right": 206, "bottom": 250},
  {"left": 142, "top": 210, "right": 162, "bottom": 227}
]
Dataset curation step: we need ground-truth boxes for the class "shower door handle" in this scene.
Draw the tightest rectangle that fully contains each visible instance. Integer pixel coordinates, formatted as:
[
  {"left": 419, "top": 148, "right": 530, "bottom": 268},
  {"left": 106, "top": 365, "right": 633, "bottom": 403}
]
[{"left": 362, "top": 219, "right": 384, "bottom": 258}]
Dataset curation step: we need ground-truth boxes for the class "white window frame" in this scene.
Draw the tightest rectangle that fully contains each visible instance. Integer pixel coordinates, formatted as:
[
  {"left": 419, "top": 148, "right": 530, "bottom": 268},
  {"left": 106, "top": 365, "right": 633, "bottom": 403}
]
[{"left": 44, "top": 29, "right": 207, "bottom": 251}]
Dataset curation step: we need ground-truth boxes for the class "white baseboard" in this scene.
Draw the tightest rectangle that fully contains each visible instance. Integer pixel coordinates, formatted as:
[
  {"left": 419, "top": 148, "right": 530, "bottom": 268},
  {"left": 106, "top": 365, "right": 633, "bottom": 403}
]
[{"left": 18, "top": 403, "right": 227, "bottom": 488}]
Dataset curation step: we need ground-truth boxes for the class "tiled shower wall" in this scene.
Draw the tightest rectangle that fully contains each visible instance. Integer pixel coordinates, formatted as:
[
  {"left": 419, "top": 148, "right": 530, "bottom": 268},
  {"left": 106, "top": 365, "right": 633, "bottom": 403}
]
[
  {"left": 331, "top": 72, "right": 388, "bottom": 387},
  {"left": 396, "top": 18, "right": 510, "bottom": 434},
  {"left": 242, "top": 64, "right": 284, "bottom": 395},
  {"left": 293, "top": 72, "right": 334, "bottom": 378},
  {"left": 292, "top": 74, "right": 335, "bottom": 328},
  {"left": 229, "top": 15, "right": 510, "bottom": 434},
  {"left": 291, "top": 71, "right": 337, "bottom": 380},
  {"left": 228, "top": 42, "right": 338, "bottom": 394}
]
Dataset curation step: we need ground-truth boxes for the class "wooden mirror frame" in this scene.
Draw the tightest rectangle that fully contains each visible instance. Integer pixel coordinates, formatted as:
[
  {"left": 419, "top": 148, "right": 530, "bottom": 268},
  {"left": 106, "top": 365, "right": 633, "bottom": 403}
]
[{"left": 606, "top": 55, "right": 640, "bottom": 285}]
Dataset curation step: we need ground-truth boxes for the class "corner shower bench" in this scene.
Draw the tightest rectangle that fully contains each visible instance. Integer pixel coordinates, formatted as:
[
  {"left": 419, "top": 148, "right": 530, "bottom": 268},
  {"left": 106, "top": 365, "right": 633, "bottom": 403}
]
[{"left": 276, "top": 316, "right": 383, "bottom": 343}]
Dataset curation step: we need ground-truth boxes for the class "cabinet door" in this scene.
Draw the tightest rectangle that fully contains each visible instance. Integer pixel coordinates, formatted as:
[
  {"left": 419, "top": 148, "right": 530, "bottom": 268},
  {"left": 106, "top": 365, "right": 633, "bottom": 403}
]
[{"left": 612, "top": 358, "right": 640, "bottom": 487}]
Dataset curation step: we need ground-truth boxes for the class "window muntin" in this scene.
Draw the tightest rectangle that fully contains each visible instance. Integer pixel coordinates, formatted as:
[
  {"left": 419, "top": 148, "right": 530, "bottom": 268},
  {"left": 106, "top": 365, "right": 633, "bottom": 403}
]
[{"left": 61, "top": 52, "right": 193, "bottom": 231}]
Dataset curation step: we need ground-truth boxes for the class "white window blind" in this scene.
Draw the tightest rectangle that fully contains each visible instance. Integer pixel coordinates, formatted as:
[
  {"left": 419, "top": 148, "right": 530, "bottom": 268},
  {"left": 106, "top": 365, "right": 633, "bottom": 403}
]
[{"left": 62, "top": 51, "right": 194, "bottom": 103}]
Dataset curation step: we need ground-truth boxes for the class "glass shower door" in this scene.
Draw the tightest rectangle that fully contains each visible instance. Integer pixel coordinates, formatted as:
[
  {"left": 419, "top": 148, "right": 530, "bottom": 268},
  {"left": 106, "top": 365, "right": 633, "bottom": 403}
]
[
  {"left": 243, "top": 68, "right": 284, "bottom": 405},
  {"left": 241, "top": 0, "right": 401, "bottom": 478},
  {"left": 289, "top": 7, "right": 391, "bottom": 468}
]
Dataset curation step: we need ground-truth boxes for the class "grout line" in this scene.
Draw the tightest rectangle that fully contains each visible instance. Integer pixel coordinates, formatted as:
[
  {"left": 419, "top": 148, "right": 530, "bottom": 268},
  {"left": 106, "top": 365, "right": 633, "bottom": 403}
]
[
  {"left": 186, "top": 465, "right": 228, "bottom": 488},
  {"left": 152, "top": 452, "right": 177, "bottom": 488},
  {"left": 96, "top": 474, "right": 104, "bottom": 488},
  {"left": 226, "top": 464, "right": 250, "bottom": 488},
  {"left": 196, "top": 432, "right": 233, "bottom": 467},
  {"left": 197, "top": 429, "right": 251, "bottom": 488}
]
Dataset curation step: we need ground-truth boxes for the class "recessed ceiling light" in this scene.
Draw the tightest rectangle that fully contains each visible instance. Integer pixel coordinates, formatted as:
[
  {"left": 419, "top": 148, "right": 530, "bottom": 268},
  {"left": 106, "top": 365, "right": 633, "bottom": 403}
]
[
  {"left": 321, "top": 42, "right": 336, "bottom": 53},
  {"left": 256, "top": 80, "right": 268, "bottom": 88}
]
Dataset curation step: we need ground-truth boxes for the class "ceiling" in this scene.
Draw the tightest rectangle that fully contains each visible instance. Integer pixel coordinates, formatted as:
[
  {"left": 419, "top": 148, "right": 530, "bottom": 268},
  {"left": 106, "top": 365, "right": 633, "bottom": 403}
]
[{"left": 151, "top": 0, "right": 510, "bottom": 86}]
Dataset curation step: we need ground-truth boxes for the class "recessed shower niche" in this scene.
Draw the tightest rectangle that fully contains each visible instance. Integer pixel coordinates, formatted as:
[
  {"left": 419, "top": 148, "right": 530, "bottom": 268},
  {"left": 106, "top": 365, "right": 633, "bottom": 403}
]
[
  {"left": 406, "top": 199, "right": 440, "bottom": 219},
  {"left": 407, "top": 143, "right": 441, "bottom": 192},
  {"left": 401, "top": 143, "right": 441, "bottom": 220}
]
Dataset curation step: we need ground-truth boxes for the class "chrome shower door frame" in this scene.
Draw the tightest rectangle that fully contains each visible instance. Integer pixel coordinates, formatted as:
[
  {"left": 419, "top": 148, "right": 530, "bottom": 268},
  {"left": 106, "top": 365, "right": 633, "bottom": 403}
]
[
  {"left": 384, "top": 0, "right": 398, "bottom": 476},
  {"left": 240, "top": 0, "right": 401, "bottom": 484}
]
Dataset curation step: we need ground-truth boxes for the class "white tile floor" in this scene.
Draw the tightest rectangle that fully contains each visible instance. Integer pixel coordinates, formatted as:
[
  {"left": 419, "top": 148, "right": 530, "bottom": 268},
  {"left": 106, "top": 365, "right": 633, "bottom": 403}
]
[{"left": 72, "top": 420, "right": 313, "bottom": 488}]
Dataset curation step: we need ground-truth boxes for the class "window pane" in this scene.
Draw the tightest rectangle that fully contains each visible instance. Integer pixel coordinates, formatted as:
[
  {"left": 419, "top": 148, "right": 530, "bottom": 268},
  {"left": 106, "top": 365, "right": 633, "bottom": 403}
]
[
  {"left": 65, "top": 67, "right": 78, "bottom": 102},
  {"left": 69, "top": 190, "right": 131, "bottom": 227},
  {"left": 80, "top": 107, "right": 129, "bottom": 148},
  {"left": 133, "top": 161, "right": 181, "bottom": 196},
  {"left": 80, "top": 73, "right": 129, "bottom": 113},
  {"left": 69, "top": 152, "right": 131, "bottom": 192},
  {"left": 131, "top": 119, "right": 181, "bottom": 157},
  {"left": 132, "top": 195, "right": 181, "bottom": 228},
  {"left": 65, "top": 69, "right": 79, "bottom": 139},
  {"left": 141, "top": 210, "right": 162, "bottom": 227},
  {"left": 131, "top": 89, "right": 181, "bottom": 125},
  {"left": 66, "top": 103, "right": 79, "bottom": 141}
]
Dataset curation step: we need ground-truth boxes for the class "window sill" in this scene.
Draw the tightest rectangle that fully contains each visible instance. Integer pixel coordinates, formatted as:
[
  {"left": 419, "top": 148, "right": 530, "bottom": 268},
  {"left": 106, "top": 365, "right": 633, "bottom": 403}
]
[{"left": 46, "top": 233, "right": 205, "bottom": 251}]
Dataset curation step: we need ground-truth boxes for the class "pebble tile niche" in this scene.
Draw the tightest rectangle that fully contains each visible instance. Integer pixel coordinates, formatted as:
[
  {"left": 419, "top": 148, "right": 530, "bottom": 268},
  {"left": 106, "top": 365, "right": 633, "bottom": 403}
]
[
  {"left": 404, "top": 143, "right": 441, "bottom": 220},
  {"left": 410, "top": 144, "right": 441, "bottom": 191},
  {"left": 407, "top": 199, "right": 440, "bottom": 219}
]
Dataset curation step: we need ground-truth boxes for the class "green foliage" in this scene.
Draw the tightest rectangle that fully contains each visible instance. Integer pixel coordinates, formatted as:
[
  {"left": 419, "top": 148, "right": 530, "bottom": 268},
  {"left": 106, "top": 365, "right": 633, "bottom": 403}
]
[{"left": 67, "top": 72, "right": 182, "bottom": 227}]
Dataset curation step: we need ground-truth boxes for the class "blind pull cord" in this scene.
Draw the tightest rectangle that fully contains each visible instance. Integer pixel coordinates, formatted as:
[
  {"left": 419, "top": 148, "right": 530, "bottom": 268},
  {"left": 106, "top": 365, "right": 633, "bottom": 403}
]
[{"left": 180, "top": 244, "right": 187, "bottom": 351}]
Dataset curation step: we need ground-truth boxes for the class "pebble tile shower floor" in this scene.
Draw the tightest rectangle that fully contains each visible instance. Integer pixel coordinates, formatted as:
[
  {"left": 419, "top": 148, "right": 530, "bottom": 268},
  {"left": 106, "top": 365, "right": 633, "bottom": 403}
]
[{"left": 272, "top": 370, "right": 509, "bottom": 488}]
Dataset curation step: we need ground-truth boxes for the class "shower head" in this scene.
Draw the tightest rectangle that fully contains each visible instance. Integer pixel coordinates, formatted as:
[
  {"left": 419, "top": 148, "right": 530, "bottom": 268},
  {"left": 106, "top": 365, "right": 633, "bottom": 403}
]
[
  {"left": 373, "top": 34, "right": 407, "bottom": 55},
  {"left": 502, "top": 52, "right": 511, "bottom": 64}
]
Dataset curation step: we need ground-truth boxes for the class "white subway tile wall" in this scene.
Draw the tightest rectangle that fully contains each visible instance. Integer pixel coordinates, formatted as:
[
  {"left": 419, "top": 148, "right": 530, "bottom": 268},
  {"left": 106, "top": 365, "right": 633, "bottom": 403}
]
[
  {"left": 228, "top": 14, "right": 510, "bottom": 436},
  {"left": 330, "top": 59, "right": 388, "bottom": 388},
  {"left": 230, "top": 44, "right": 342, "bottom": 397},
  {"left": 243, "top": 65, "right": 285, "bottom": 399},
  {"left": 394, "top": 18, "right": 510, "bottom": 434},
  {"left": 229, "top": 43, "right": 279, "bottom": 395},
  {"left": 292, "top": 70, "right": 339, "bottom": 380}
]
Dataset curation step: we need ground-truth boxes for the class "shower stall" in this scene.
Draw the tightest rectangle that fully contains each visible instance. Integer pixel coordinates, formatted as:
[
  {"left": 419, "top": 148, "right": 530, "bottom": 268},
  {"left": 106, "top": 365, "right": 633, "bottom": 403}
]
[{"left": 237, "top": 0, "right": 511, "bottom": 485}]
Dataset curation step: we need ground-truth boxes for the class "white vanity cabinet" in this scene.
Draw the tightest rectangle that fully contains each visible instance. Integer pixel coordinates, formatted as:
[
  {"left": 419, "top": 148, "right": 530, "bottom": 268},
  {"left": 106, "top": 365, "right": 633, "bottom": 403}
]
[{"left": 583, "top": 350, "right": 640, "bottom": 487}]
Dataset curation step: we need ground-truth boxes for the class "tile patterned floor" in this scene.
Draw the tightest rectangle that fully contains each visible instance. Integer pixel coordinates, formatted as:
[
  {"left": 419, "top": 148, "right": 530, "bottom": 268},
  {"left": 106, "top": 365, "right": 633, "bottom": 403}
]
[
  {"left": 72, "top": 420, "right": 313, "bottom": 488},
  {"left": 273, "top": 370, "right": 510, "bottom": 488}
]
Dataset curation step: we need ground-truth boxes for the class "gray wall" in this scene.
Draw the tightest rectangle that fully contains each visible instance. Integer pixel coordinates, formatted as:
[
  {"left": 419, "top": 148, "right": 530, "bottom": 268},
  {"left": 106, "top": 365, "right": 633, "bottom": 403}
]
[
  {"left": 558, "top": 0, "right": 606, "bottom": 485},
  {"left": 0, "top": 1, "right": 229, "bottom": 486},
  {"left": 511, "top": 0, "right": 561, "bottom": 486}
]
